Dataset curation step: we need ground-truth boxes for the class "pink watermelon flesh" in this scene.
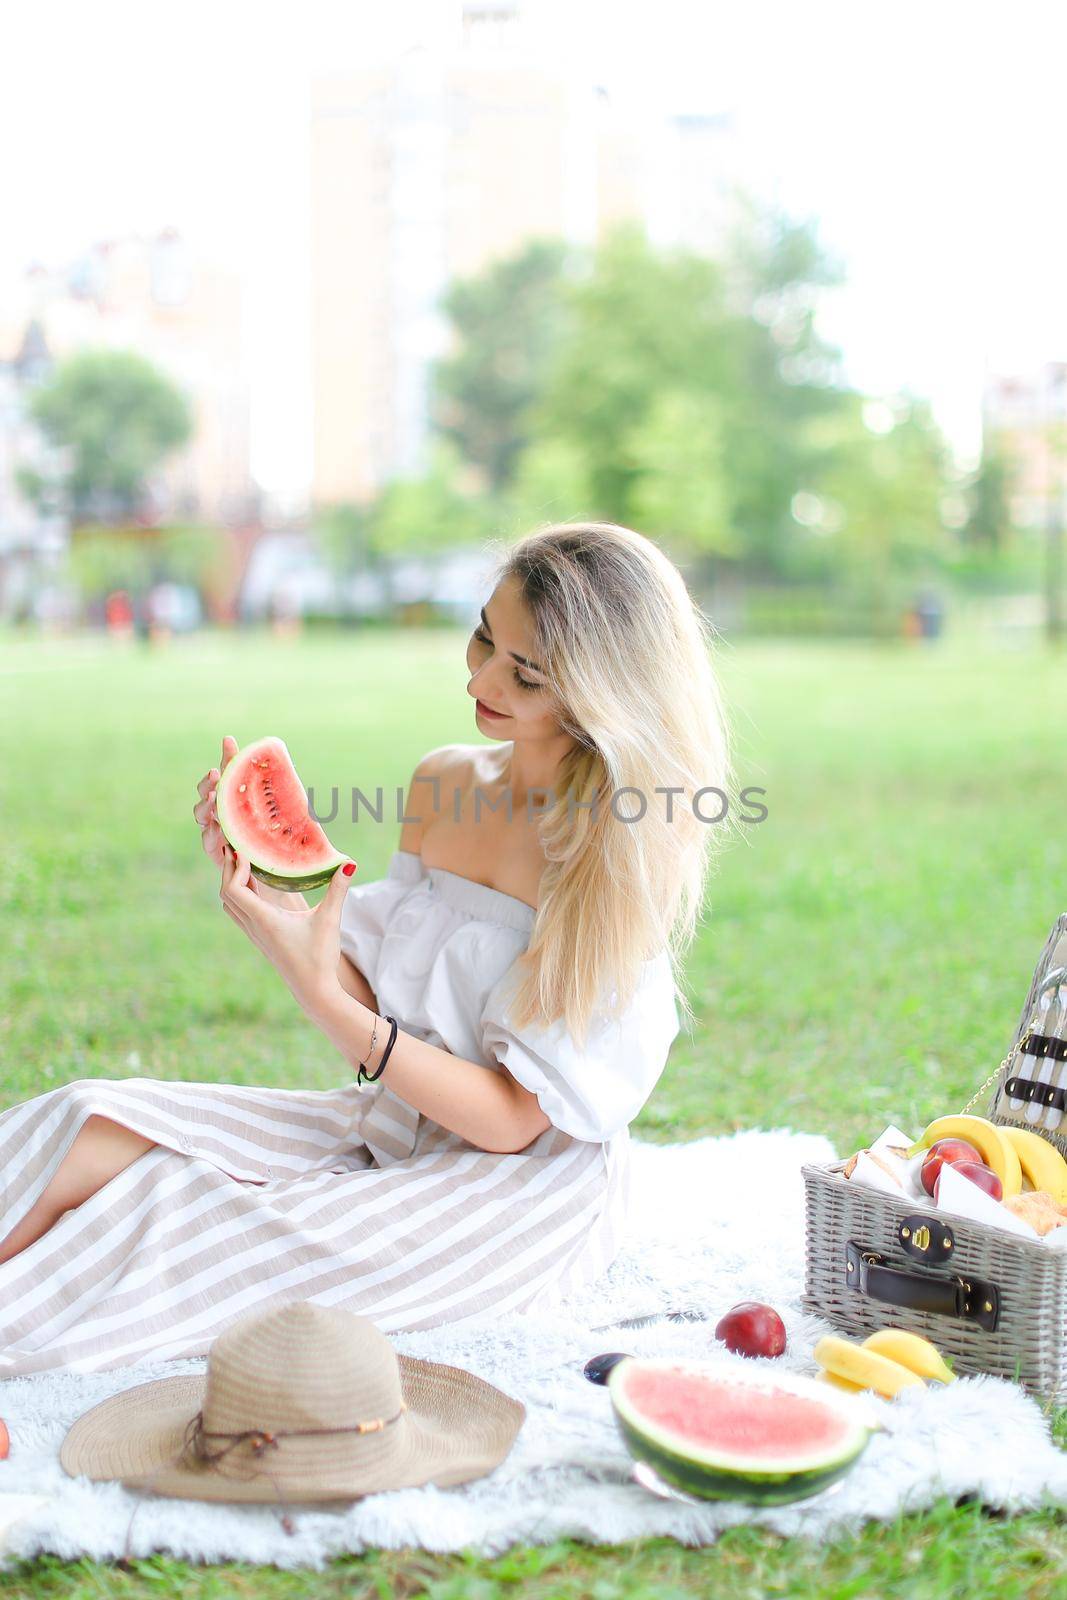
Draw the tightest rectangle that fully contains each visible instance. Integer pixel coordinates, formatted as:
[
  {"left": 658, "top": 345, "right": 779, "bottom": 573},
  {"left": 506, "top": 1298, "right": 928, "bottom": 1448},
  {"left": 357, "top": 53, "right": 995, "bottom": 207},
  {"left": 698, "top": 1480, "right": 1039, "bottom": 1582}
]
[
  {"left": 218, "top": 738, "right": 340, "bottom": 877},
  {"left": 622, "top": 1367, "right": 849, "bottom": 1461}
]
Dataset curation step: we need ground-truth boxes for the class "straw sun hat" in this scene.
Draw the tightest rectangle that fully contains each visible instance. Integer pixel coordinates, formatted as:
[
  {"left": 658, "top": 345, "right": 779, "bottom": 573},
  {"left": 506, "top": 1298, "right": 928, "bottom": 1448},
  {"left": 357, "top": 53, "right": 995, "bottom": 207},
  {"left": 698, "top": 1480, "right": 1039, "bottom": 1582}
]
[{"left": 60, "top": 1301, "right": 525, "bottom": 1509}]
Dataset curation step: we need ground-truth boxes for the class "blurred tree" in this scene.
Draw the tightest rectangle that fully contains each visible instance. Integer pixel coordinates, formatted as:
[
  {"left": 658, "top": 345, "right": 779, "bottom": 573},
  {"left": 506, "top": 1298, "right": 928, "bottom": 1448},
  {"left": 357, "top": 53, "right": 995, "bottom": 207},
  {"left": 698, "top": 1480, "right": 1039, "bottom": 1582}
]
[
  {"left": 430, "top": 238, "right": 575, "bottom": 492},
  {"left": 315, "top": 501, "right": 375, "bottom": 579},
  {"left": 799, "top": 393, "right": 951, "bottom": 631},
  {"left": 19, "top": 348, "right": 192, "bottom": 522},
  {"left": 63, "top": 523, "right": 228, "bottom": 611},
  {"left": 530, "top": 224, "right": 730, "bottom": 520},
  {"left": 960, "top": 439, "right": 1015, "bottom": 551},
  {"left": 64, "top": 528, "right": 153, "bottom": 600},
  {"left": 426, "top": 200, "right": 956, "bottom": 606},
  {"left": 721, "top": 198, "right": 851, "bottom": 572},
  {"left": 496, "top": 435, "right": 598, "bottom": 535},
  {"left": 369, "top": 438, "right": 497, "bottom": 555},
  {"left": 155, "top": 524, "right": 231, "bottom": 596},
  {"left": 530, "top": 217, "right": 852, "bottom": 574},
  {"left": 1040, "top": 417, "right": 1067, "bottom": 643},
  {"left": 725, "top": 191, "right": 846, "bottom": 327},
  {"left": 626, "top": 391, "right": 741, "bottom": 579}
]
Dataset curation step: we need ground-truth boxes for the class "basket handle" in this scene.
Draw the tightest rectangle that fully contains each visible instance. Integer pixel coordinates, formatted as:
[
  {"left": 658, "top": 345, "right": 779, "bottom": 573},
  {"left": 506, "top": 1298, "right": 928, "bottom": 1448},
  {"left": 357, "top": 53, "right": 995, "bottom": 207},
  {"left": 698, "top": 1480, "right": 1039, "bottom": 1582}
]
[{"left": 845, "top": 1240, "right": 999, "bottom": 1331}]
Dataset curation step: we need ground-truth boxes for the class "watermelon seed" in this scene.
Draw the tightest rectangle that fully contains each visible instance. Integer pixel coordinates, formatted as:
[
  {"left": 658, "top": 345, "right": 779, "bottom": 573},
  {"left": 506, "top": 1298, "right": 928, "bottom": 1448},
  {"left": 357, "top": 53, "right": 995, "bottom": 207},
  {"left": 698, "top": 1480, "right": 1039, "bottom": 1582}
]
[{"left": 238, "top": 784, "right": 246, "bottom": 793}]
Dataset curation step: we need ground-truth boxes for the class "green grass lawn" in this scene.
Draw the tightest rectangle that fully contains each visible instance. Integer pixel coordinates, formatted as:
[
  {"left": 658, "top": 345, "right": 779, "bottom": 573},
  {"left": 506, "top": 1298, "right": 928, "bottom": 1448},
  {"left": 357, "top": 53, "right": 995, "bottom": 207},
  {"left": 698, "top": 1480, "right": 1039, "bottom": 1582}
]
[{"left": 1, "top": 621, "right": 1065, "bottom": 1597}]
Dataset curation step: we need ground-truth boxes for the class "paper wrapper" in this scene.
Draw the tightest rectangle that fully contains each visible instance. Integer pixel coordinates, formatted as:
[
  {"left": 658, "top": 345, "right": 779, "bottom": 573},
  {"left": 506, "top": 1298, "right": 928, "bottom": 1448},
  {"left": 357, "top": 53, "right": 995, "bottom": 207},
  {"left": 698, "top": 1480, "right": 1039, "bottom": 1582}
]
[
  {"left": 846, "top": 1125, "right": 926, "bottom": 1199},
  {"left": 845, "top": 1125, "right": 1067, "bottom": 1249}
]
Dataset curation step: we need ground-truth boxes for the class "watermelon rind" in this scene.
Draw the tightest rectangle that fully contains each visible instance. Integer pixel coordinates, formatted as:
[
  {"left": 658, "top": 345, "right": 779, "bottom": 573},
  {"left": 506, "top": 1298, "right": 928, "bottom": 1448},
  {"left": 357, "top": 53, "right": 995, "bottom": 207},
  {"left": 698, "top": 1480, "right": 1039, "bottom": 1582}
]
[
  {"left": 246, "top": 863, "right": 342, "bottom": 893},
  {"left": 215, "top": 735, "right": 347, "bottom": 892},
  {"left": 608, "top": 1357, "right": 871, "bottom": 1505}
]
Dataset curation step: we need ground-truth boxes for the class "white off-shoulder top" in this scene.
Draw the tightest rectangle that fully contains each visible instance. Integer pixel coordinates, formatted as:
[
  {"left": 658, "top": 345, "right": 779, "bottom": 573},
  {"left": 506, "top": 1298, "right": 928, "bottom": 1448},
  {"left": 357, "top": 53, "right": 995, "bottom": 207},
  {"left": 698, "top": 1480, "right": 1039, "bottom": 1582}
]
[{"left": 338, "top": 848, "right": 681, "bottom": 1145}]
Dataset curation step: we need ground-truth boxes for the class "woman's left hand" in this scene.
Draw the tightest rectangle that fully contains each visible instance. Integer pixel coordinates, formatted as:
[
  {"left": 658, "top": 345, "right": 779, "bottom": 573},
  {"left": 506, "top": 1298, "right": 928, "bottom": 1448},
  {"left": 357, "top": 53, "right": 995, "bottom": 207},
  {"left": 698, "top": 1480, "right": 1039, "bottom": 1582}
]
[{"left": 219, "top": 844, "right": 356, "bottom": 1015}]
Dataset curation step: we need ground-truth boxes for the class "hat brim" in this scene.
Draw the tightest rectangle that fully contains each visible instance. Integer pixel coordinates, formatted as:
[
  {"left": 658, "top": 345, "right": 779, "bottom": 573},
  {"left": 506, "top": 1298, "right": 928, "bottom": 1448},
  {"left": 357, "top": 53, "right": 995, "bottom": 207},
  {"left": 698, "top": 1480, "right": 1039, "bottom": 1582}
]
[{"left": 60, "top": 1355, "right": 525, "bottom": 1504}]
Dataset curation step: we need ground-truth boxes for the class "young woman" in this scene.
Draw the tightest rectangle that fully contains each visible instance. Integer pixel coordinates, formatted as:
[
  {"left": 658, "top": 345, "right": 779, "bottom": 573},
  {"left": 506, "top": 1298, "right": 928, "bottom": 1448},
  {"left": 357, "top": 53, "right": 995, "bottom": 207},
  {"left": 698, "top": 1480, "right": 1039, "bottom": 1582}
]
[{"left": 0, "top": 522, "right": 733, "bottom": 1376}]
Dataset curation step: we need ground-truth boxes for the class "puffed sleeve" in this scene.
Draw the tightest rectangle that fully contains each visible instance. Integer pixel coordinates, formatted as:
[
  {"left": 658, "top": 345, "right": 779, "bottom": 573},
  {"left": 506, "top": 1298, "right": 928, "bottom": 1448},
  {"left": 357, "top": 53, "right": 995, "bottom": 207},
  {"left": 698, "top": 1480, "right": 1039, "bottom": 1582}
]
[
  {"left": 479, "top": 950, "right": 681, "bottom": 1143},
  {"left": 338, "top": 849, "right": 425, "bottom": 988}
]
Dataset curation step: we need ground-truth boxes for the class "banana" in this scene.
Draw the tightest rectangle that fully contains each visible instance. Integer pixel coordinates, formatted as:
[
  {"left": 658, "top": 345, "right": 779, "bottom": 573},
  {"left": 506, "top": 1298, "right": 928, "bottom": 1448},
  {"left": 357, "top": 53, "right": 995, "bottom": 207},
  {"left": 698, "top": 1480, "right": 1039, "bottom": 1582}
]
[
  {"left": 816, "top": 1370, "right": 865, "bottom": 1394},
  {"left": 813, "top": 1334, "right": 925, "bottom": 1398},
  {"left": 861, "top": 1328, "right": 955, "bottom": 1384},
  {"left": 1000, "top": 1126, "right": 1067, "bottom": 1206},
  {"left": 910, "top": 1114, "right": 1022, "bottom": 1198}
]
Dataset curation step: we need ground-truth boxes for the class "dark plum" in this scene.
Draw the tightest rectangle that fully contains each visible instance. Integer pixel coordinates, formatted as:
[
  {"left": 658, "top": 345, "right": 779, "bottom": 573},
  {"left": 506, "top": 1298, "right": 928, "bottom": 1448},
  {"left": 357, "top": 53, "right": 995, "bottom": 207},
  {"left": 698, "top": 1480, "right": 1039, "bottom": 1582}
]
[{"left": 583, "top": 1351, "right": 630, "bottom": 1385}]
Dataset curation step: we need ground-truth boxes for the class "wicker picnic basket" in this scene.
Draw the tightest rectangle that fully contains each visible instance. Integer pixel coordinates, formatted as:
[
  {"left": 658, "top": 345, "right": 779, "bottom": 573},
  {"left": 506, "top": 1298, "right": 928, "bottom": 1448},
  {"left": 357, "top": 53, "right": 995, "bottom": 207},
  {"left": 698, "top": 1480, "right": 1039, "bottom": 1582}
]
[{"left": 802, "top": 912, "right": 1067, "bottom": 1400}]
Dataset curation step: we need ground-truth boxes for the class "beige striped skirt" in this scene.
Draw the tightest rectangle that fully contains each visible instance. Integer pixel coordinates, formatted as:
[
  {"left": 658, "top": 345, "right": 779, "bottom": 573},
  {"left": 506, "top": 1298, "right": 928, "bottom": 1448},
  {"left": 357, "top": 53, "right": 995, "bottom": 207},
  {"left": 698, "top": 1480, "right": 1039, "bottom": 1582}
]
[{"left": 0, "top": 1076, "right": 630, "bottom": 1377}]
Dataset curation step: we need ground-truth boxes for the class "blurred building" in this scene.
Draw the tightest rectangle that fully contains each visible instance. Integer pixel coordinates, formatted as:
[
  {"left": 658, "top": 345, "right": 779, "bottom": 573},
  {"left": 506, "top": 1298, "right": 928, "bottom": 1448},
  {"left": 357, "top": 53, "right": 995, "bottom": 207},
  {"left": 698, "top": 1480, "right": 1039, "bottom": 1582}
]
[
  {"left": 982, "top": 362, "right": 1067, "bottom": 530},
  {"left": 10, "top": 230, "right": 254, "bottom": 525},
  {"left": 311, "top": 0, "right": 747, "bottom": 504}
]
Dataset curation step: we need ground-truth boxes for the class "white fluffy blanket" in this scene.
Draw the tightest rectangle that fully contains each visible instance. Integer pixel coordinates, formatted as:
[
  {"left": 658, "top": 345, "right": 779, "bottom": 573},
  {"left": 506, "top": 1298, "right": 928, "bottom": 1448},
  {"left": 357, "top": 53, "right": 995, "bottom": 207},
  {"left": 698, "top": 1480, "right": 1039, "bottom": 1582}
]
[{"left": 0, "top": 1129, "right": 1064, "bottom": 1571}]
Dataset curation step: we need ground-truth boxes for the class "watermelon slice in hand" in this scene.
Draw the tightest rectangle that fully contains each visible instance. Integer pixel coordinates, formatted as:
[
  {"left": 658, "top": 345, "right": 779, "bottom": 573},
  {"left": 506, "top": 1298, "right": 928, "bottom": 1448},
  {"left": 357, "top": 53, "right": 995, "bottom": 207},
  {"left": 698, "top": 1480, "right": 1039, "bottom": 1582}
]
[{"left": 215, "top": 736, "right": 346, "bottom": 892}]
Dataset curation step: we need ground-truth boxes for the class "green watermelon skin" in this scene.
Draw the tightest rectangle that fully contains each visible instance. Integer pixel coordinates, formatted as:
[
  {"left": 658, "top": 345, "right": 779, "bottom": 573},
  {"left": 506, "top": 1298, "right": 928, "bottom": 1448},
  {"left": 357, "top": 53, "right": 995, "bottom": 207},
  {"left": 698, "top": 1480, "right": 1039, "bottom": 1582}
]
[
  {"left": 249, "top": 863, "right": 341, "bottom": 893},
  {"left": 613, "top": 1412, "right": 865, "bottom": 1504},
  {"left": 608, "top": 1358, "right": 871, "bottom": 1506}
]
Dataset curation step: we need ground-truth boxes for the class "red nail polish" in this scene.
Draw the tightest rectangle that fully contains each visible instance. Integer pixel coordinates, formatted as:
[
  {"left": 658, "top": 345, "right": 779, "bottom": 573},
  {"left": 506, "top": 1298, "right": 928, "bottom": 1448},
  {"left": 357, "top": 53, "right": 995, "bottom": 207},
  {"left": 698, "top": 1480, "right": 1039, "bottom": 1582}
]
[{"left": 342, "top": 862, "right": 356, "bottom": 877}]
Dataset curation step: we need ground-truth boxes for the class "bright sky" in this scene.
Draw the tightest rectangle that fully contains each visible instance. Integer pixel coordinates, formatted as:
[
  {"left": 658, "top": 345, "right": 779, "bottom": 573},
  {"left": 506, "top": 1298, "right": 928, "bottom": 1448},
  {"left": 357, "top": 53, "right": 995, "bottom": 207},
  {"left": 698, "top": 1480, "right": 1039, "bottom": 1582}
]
[{"left": 3, "top": 0, "right": 1064, "bottom": 491}]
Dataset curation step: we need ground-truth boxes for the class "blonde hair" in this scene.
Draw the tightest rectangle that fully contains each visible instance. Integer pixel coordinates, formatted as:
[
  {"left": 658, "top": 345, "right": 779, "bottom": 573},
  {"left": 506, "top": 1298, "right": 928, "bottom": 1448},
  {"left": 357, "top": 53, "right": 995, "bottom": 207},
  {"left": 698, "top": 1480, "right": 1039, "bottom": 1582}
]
[{"left": 486, "top": 521, "right": 737, "bottom": 1050}]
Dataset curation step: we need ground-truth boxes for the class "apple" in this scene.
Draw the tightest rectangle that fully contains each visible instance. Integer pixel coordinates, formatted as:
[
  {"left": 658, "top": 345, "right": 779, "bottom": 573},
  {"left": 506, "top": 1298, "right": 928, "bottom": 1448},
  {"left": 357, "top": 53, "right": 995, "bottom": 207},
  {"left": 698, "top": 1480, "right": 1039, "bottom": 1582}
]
[
  {"left": 921, "top": 1137, "right": 983, "bottom": 1197},
  {"left": 934, "top": 1160, "right": 1002, "bottom": 1204},
  {"left": 715, "top": 1301, "right": 787, "bottom": 1358}
]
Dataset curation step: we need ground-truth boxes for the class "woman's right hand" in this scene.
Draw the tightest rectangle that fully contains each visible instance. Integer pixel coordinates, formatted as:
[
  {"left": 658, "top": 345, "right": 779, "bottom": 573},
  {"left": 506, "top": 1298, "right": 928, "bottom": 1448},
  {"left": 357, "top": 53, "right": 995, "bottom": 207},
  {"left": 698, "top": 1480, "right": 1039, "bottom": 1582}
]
[{"left": 193, "top": 736, "right": 239, "bottom": 871}]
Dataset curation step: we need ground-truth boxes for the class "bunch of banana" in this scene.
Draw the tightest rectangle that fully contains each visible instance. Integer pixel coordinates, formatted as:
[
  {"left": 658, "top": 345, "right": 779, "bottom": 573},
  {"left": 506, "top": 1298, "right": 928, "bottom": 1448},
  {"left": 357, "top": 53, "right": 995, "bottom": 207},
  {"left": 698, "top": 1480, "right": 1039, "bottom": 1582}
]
[
  {"left": 1000, "top": 1126, "right": 1067, "bottom": 1205},
  {"left": 906, "top": 1114, "right": 1023, "bottom": 1198},
  {"left": 814, "top": 1328, "right": 955, "bottom": 1397}
]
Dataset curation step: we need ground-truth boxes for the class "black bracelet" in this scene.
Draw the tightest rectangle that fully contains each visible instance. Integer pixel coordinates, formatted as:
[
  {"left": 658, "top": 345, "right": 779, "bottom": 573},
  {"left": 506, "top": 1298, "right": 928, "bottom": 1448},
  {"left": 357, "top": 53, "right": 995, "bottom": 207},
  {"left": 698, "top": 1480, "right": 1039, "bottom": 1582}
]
[{"left": 358, "top": 1015, "right": 398, "bottom": 1086}]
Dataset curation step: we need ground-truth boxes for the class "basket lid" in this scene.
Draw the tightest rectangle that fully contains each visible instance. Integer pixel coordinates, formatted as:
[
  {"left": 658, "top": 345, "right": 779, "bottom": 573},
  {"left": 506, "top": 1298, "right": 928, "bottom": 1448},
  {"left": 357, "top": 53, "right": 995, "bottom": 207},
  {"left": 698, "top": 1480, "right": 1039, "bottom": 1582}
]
[{"left": 988, "top": 912, "right": 1067, "bottom": 1151}]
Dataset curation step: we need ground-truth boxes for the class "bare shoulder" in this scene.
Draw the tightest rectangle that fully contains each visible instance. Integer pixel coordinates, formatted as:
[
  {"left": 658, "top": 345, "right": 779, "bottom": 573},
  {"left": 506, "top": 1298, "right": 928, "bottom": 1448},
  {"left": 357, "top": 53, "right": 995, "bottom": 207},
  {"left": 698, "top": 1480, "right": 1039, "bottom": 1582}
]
[
  {"left": 398, "top": 744, "right": 488, "bottom": 855},
  {"left": 415, "top": 743, "right": 483, "bottom": 787}
]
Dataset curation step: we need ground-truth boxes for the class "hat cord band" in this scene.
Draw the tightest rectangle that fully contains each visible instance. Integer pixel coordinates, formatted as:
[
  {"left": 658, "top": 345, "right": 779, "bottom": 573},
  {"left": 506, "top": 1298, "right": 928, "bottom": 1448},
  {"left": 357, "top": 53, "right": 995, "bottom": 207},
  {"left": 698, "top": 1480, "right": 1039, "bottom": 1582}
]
[{"left": 184, "top": 1399, "right": 409, "bottom": 1463}]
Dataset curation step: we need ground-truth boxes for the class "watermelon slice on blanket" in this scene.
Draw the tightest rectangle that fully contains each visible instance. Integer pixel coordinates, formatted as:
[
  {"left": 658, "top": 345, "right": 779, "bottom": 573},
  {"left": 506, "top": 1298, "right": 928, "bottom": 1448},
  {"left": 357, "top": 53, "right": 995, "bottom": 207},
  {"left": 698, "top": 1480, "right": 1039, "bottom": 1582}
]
[
  {"left": 214, "top": 735, "right": 346, "bottom": 891},
  {"left": 609, "top": 1356, "right": 872, "bottom": 1504}
]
